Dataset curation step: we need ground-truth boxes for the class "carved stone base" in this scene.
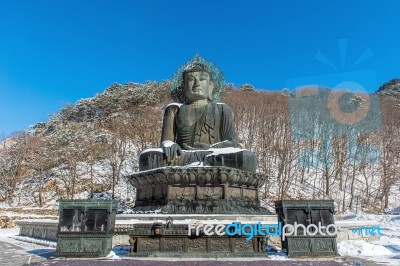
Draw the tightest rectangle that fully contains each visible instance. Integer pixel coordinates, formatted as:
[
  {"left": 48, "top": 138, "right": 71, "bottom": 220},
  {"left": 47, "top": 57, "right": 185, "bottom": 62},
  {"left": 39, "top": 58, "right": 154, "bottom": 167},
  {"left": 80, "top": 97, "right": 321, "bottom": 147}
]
[
  {"left": 128, "top": 166, "right": 269, "bottom": 214},
  {"left": 55, "top": 235, "right": 113, "bottom": 257},
  {"left": 285, "top": 236, "right": 338, "bottom": 258}
]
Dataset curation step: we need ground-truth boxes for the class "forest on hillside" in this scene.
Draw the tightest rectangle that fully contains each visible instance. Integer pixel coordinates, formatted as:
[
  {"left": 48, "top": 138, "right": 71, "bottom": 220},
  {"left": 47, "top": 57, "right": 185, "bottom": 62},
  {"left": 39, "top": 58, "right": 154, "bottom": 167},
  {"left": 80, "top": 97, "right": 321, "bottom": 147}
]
[{"left": 0, "top": 80, "right": 399, "bottom": 213}]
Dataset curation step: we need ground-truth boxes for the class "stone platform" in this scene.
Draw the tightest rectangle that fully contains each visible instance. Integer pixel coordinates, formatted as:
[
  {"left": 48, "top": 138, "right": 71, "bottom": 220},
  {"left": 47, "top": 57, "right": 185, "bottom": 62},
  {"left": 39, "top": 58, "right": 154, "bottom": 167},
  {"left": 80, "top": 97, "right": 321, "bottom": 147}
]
[{"left": 127, "top": 166, "right": 268, "bottom": 214}]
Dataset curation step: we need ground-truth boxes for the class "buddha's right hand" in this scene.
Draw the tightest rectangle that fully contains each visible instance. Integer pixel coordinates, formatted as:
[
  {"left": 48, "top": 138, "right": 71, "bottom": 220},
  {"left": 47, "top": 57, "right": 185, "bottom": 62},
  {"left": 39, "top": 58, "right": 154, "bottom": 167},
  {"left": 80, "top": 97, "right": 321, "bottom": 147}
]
[{"left": 162, "top": 140, "right": 182, "bottom": 163}]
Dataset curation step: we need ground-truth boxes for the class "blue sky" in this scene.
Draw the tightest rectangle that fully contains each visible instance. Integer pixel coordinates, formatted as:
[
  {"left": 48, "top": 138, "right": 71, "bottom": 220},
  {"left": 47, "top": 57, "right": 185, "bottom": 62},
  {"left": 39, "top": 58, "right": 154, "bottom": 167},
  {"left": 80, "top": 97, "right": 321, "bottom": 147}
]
[{"left": 0, "top": 0, "right": 399, "bottom": 137}]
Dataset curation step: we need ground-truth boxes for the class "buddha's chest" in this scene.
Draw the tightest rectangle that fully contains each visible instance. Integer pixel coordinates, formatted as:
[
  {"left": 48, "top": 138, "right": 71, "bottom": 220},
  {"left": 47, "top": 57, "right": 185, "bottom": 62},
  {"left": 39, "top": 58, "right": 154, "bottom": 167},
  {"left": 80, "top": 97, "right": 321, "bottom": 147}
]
[
  {"left": 175, "top": 104, "right": 221, "bottom": 145},
  {"left": 176, "top": 105, "right": 207, "bottom": 127}
]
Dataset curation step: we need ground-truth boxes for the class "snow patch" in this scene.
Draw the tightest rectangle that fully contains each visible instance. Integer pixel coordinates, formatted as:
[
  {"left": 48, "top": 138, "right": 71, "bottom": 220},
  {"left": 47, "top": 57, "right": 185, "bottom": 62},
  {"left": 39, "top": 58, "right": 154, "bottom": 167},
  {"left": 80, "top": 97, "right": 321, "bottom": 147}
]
[
  {"left": 106, "top": 250, "right": 122, "bottom": 259},
  {"left": 162, "top": 140, "right": 176, "bottom": 148},
  {"left": 140, "top": 148, "right": 163, "bottom": 154},
  {"left": 12, "top": 235, "right": 57, "bottom": 248},
  {"left": 338, "top": 240, "right": 393, "bottom": 257},
  {"left": 187, "top": 161, "right": 204, "bottom": 166},
  {"left": 206, "top": 147, "right": 245, "bottom": 156},
  {"left": 167, "top": 102, "right": 183, "bottom": 108},
  {"left": 337, "top": 214, "right": 400, "bottom": 265}
]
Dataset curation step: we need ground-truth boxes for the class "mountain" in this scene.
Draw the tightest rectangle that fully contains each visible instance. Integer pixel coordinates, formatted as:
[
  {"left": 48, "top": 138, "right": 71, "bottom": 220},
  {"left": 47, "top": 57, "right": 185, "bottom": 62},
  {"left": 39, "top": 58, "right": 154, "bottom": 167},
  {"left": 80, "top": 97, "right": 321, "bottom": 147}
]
[{"left": 377, "top": 78, "right": 400, "bottom": 99}]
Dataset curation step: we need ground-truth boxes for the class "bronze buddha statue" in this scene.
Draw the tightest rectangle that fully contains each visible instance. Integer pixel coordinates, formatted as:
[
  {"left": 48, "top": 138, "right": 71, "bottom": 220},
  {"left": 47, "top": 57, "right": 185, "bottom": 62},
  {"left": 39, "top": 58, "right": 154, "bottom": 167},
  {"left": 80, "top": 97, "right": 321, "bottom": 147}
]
[{"left": 139, "top": 56, "right": 257, "bottom": 173}]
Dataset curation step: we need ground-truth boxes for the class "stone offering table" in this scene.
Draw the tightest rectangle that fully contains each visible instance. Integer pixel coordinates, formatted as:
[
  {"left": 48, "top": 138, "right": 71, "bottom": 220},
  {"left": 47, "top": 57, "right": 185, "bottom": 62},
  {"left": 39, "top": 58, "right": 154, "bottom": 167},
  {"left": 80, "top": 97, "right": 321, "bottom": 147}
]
[{"left": 121, "top": 214, "right": 275, "bottom": 257}]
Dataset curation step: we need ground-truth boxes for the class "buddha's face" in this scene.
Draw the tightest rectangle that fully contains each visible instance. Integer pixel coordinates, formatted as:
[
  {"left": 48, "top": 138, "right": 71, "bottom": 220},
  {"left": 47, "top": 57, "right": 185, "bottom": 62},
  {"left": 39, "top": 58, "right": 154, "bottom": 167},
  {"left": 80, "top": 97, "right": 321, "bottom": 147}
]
[{"left": 183, "top": 71, "right": 213, "bottom": 104}]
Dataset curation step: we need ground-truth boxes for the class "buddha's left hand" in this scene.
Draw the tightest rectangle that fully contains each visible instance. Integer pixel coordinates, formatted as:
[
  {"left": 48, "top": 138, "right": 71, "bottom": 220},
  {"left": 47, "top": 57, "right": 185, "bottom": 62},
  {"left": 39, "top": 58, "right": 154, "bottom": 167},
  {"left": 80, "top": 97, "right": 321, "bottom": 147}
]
[{"left": 193, "top": 142, "right": 211, "bottom": 150}]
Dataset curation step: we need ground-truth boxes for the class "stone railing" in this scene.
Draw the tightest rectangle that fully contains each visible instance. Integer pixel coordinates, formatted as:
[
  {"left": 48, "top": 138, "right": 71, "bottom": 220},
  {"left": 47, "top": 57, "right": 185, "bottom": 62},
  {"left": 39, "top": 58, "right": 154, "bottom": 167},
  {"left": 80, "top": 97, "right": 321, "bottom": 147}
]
[
  {"left": 16, "top": 215, "right": 381, "bottom": 247},
  {"left": 16, "top": 219, "right": 58, "bottom": 241}
]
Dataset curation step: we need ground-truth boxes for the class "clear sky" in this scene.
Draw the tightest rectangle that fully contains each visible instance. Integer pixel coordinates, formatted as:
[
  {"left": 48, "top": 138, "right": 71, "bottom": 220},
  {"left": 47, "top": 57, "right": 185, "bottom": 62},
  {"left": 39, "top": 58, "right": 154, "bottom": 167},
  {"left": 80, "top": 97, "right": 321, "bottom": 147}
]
[{"left": 0, "top": 0, "right": 399, "bottom": 137}]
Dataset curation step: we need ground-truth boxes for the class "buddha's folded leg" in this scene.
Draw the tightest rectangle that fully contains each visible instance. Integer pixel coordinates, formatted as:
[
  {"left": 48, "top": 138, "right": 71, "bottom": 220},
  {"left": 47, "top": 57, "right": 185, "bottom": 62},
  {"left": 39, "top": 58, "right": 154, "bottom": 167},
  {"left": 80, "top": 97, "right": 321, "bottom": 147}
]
[
  {"left": 139, "top": 149, "right": 214, "bottom": 170},
  {"left": 139, "top": 148, "right": 257, "bottom": 172},
  {"left": 204, "top": 149, "right": 257, "bottom": 172}
]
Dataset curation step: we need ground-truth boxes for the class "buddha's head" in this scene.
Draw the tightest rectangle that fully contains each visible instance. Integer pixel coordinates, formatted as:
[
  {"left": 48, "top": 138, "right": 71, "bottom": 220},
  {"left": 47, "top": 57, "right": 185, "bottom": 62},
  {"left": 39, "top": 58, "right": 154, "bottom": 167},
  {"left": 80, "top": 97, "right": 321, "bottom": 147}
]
[
  {"left": 170, "top": 55, "right": 226, "bottom": 104},
  {"left": 182, "top": 62, "right": 214, "bottom": 104}
]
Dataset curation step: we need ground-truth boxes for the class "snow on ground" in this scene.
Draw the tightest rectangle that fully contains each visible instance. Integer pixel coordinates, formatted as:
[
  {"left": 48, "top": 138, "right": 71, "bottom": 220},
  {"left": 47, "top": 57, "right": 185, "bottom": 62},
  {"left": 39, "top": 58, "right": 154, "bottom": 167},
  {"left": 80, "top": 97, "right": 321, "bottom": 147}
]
[
  {"left": 337, "top": 214, "right": 400, "bottom": 265},
  {"left": 0, "top": 228, "right": 56, "bottom": 252}
]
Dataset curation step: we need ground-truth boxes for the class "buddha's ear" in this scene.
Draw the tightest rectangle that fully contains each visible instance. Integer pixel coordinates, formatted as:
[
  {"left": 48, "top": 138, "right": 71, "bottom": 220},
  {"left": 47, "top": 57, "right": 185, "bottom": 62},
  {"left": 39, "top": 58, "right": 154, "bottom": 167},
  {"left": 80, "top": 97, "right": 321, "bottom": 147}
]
[{"left": 208, "top": 80, "right": 215, "bottom": 102}]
